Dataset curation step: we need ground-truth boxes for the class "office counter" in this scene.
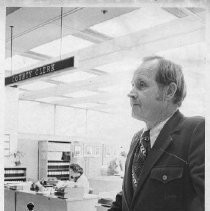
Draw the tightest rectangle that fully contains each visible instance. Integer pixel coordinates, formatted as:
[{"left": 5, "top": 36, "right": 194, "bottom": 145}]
[
  {"left": 5, "top": 188, "right": 98, "bottom": 211},
  {"left": 4, "top": 188, "right": 16, "bottom": 211}
]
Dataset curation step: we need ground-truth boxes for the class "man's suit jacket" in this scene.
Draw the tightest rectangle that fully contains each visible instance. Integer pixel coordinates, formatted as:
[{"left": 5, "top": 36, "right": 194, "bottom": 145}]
[{"left": 109, "top": 110, "right": 205, "bottom": 211}]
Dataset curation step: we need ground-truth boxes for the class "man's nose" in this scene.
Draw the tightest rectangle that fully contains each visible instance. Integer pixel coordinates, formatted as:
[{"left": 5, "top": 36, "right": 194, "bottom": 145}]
[{"left": 127, "top": 90, "right": 137, "bottom": 99}]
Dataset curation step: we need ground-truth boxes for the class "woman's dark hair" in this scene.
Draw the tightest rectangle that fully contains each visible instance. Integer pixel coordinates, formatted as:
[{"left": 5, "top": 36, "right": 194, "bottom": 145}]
[{"left": 69, "top": 163, "right": 83, "bottom": 175}]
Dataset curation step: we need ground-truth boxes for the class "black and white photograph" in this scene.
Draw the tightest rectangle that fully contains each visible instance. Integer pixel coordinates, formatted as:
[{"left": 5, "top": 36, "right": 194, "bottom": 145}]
[{"left": 0, "top": 1, "right": 208, "bottom": 211}]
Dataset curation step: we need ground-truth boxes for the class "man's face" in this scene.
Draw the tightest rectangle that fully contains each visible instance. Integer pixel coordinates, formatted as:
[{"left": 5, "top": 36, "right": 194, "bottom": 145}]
[{"left": 129, "top": 60, "right": 166, "bottom": 123}]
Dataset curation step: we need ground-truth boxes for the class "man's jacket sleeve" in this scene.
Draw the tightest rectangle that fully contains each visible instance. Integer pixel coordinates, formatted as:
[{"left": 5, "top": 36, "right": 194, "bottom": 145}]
[{"left": 188, "top": 119, "right": 205, "bottom": 209}]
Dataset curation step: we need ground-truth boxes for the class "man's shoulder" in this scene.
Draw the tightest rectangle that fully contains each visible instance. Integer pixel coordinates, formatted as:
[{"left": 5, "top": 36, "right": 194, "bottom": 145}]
[
  {"left": 133, "top": 129, "right": 144, "bottom": 139},
  {"left": 176, "top": 115, "right": 205, "bottom": 136},
  {"left": 185, "top": 115, "right": 204, "bottom": 121},
  {"left": 130, "top": 129, "right": 144, "bottom": 146},
  {"left": 134, "top": 129, "right": 143, "bottom": 137},
  {"left": 182, "top": 115, "right": 205, "bottom": 126}
]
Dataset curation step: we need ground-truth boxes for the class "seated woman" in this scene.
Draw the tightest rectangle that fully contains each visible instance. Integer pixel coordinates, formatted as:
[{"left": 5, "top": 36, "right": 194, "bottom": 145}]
[
  {"left": 56, "top": 163, "right": 90, "bottom": 195},
  {"left": 69, "top": 163, "right": 90, "bottom": 194}
]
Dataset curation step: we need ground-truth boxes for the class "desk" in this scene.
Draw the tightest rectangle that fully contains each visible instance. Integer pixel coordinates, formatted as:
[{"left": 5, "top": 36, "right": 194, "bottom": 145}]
[
  {"left": 96, "top": 205, "right": 109, "bottom": 211},
  {"left": 5, "top": 189, "right": 98, "bottom": 211},
  {"left": 4, "top": 189, "right": 16, "bottom": 211}
]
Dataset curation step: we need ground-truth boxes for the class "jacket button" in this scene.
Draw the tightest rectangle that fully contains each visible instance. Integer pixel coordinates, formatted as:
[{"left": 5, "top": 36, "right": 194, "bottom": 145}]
[{"left": 162, "top": 175, "right": 167, "bottom": 181}]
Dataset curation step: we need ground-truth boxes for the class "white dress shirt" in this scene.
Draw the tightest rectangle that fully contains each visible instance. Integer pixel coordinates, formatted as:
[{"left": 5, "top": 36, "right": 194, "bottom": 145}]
[
  {"left": 143, "top": 113, "right": 175, "bottom": 148},
  {"left": 75, "top": 173, "right": 90, "bottom": 194}
]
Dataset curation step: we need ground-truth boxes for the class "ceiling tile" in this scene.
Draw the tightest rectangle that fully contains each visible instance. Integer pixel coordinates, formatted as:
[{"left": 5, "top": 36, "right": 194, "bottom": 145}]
[
  {"left": 30, "top": 34, "right": 94, "bottom": 58},
  {"left": 96, "top": 59, "right": 141, "bottom": 74}
]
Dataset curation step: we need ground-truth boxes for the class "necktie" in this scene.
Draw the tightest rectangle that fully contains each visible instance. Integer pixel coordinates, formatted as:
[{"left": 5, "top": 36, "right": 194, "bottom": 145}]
[{"left": 132, "top": 130, "right": 151, "bottom": 189}]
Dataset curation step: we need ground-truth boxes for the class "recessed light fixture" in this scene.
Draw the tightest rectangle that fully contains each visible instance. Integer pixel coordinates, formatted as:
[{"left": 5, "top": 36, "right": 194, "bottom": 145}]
[
  {"left": 96, "top": 59, "right": 141, "bottom": 74},
  {"left": 30, "top": 35, "right": 94, "bottom": 58}
]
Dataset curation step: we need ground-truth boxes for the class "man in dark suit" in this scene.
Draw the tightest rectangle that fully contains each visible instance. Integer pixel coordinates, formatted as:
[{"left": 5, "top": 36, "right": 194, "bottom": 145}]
[{"left": 108, "top": 56, "right": 204, "bottom": 211}]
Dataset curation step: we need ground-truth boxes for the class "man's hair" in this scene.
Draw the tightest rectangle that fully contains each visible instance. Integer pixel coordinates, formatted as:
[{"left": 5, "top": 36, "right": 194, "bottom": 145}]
[
  {"left": 143, "top": 56, "right": 187, "bottom": 107},
  {"left": 70, "top": 163, "right": 83, "bottom": 175}
]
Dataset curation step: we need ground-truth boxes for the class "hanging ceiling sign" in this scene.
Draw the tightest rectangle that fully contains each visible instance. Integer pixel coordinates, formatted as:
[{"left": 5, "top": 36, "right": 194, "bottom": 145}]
[{"left": 5, "top": 56, "right": 74, "bottom": 86}]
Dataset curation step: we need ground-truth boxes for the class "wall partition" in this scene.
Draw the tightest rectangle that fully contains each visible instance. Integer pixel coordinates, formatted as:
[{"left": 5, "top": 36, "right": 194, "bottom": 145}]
[{"left": 0, "top": 4, "right": 6, "bottom": 211}]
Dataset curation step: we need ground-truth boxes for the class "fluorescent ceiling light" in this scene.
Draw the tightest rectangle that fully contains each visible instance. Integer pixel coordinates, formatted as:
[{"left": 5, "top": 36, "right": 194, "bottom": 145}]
[
  {"left": 30, "top": 34, "right": 94, "bottom": 57},
  {"left": 38, "top": 96, "right": 66, "bottom": 103},
  {"left": 52, "top": 71, "right": 96, "bottom": 83},
  {"left": 5, "top": 55, "right": 39, "bottom": 74},
  {"left": 19, "top": 81, "right": 56, "bottom": 91},
  {"left": 64, "top": 90, "right": 97, "bottom": 98},
  {"left": 96, "top": 59, "right": 141, "bottom": 74},
  {"left": 90, "top": 8, "right": 176, "bottom": 38}
]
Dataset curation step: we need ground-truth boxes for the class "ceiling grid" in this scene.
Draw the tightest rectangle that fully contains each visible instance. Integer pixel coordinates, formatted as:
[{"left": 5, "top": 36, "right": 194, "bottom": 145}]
[{"left": 5, "top": 7, "right": 206, "bottom": 115}]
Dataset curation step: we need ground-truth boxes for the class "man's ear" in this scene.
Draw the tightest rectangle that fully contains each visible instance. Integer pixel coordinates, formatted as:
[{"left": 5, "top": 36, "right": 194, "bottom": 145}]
[{"left": 165, "top": 82, "right": 177, "bottom": 100}]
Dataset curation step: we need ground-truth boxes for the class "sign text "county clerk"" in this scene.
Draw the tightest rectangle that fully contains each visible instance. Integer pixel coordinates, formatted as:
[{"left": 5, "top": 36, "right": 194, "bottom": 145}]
[{"left": 5, "top": 57, "right": 74, "bottom": 86}]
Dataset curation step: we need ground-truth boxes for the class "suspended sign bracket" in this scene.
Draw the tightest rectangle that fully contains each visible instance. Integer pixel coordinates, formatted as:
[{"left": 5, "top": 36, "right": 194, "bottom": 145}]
[{"left": 5, "top": 56, "right": 75, "bottom": 86}]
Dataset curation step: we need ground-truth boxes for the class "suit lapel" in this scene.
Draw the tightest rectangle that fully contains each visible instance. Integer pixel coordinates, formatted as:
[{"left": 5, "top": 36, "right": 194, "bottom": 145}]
[
  {"left": 123, "top": 131, "right": 142, "bottom": 208},
  {"left": 131, "top": 110, "right": 184, "bottom": 207},
  {"left": 131, "top": 135, "right": 173, "bottom": 205}
]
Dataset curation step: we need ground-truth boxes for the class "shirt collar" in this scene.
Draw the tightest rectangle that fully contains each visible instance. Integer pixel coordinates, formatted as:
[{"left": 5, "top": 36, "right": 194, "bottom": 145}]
[
  {"left": 149, "top": 117, "right": 170, "bottom": 138},
  {"left": 143, "top": 111, "right": 177, "bottom": 147}
]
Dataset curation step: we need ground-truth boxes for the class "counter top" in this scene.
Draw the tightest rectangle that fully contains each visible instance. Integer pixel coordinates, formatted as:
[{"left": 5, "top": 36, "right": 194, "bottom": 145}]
[{"left": 9, "top": 188, "right": 98, "bottom": 201}]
